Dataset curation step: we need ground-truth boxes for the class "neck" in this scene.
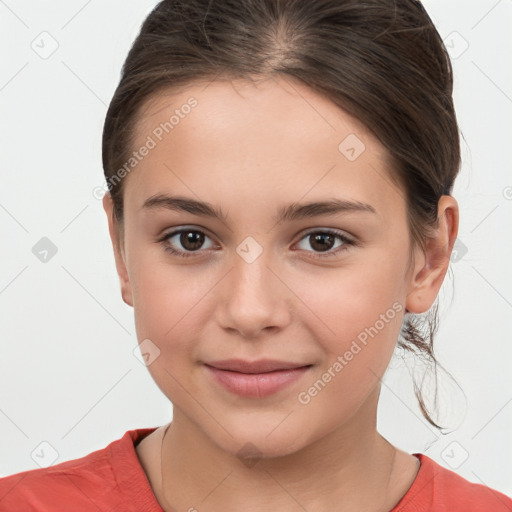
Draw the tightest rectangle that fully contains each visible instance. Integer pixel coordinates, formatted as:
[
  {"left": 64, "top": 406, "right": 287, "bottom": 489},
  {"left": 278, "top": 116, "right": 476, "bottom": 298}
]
[{"left": 158, "top": 390, "right": 399, "bottom": 512}]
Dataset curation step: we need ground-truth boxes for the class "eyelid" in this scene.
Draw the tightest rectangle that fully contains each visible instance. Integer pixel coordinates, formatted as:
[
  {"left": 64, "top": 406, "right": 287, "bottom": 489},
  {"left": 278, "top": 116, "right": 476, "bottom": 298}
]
[
  {"left": 293, "top": 228, "right": 356, "bottom": 258},
  {"left": 297, "top": 227, "right": 355, "bottom": 243},
  {"left": 158, "top": 226, "right": 357, "bottom": 259},
  {"left": 158, "top": 226, "right": 218, "bottom": 249},
  {"left": 158, "top": 225, "right": 216, "bottom": 243}
]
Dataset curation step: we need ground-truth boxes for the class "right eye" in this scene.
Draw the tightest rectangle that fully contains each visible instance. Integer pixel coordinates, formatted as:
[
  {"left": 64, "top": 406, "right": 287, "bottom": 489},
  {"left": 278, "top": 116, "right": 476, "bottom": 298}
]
[{"left": 159, "top": 228, "right": 217, "bottom": 258}]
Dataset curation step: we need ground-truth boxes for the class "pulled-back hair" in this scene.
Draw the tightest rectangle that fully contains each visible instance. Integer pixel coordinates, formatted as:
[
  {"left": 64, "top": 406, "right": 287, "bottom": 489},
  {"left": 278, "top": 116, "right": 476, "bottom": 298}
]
[{"left": 102, "top": 0, "right": 461, "bottom": 428}]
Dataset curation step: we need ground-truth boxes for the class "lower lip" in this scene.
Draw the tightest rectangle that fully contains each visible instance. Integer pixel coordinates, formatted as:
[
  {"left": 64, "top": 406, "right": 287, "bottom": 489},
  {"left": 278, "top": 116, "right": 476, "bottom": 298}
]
[{"left": 205, "top": 365, "right": 311, "bottom": 398}]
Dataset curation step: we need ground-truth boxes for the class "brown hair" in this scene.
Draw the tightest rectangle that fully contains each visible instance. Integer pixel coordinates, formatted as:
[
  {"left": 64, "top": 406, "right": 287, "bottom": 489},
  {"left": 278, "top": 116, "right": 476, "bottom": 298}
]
[{"left": 102, "top": 0, "right": 461, "bottom": 428}]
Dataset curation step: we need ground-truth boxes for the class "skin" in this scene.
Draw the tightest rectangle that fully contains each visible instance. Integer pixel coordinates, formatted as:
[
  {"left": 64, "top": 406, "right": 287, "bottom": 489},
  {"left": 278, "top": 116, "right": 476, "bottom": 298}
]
[{"left": 103, "top": 75, "right": 458, "bottom": 511}]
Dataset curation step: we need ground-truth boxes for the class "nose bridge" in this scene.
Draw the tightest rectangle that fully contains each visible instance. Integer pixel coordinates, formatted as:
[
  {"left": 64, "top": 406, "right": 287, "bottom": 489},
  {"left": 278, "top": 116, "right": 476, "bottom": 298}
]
[
  {"left": 230, "top": 236, "right": 274, "bottom": 301},
  {"left": 218, "top": 235, "right": 289, "bottom": 336}
]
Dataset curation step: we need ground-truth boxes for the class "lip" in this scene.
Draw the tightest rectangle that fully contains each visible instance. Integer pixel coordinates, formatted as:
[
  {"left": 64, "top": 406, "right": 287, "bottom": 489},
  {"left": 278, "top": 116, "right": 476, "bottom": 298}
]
[
  {"left": 205, "top": 358, "right": 311, "bottom": 373},
  {"left": 204, "top": 359, "right": 312, "bottom": 398}
]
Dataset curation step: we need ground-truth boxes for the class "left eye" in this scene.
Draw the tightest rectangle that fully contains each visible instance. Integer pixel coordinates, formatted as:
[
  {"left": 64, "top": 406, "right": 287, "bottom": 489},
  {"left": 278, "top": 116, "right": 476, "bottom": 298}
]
[
  {"left": 295, "top": 229, "right": 354, "bottom": 258},
  {"left": 159, "top": 228, "right": 354, "bottom": 259}
]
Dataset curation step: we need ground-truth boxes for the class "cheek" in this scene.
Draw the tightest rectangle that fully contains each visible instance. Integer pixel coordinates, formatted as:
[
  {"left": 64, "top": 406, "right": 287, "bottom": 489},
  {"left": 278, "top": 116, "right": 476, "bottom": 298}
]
[
  {"left": 296, "top": 305, "right": 403, "bottom": 426},
  {"left": 130, "top": 262, "right": 209, "bottom": 402},
  {"left": 294, "top": 251, "right": 406, "bottom": 340},
  {"left": 130, "top": 248, "right": 207, "bottom": 335},
  {"left": 292, "top": 255, "right": 405, "bottom": 400},
  {"left": 129, "top": 257, "right": 220, "bottom": 385}
]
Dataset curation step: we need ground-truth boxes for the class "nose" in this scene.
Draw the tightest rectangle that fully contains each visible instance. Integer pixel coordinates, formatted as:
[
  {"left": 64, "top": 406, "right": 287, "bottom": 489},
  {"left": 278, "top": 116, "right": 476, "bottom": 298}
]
[{"left": 216, "top": 247, "right": 291, "bottom": 339}]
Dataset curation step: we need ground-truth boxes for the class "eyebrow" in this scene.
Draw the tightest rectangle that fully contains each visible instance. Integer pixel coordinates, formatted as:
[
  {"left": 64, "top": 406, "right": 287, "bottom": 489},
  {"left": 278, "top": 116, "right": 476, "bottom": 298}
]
[{"left": 142, "top": 194, "right": 377, "bottom": 224}]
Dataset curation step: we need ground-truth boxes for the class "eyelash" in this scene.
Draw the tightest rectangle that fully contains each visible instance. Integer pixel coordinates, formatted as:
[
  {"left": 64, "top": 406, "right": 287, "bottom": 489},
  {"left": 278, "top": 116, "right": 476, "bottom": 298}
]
[{"left": 158, "top": 228, "right": 355, "bottom": 259}]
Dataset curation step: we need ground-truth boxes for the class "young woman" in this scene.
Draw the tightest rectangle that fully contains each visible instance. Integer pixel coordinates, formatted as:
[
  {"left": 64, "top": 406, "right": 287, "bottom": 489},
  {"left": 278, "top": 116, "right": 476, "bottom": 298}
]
[{"left": 1, "top": 0, "right": 511, "bottom": 510}]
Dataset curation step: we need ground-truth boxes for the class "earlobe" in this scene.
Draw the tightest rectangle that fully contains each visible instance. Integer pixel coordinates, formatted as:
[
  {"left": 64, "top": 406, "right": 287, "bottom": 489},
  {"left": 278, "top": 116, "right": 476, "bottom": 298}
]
[
  {"left": 102, "top": 192, "right": 134, "bottom": 308},
  {"left": 405, "top": 195, "right": 459, "bottom": 314}
]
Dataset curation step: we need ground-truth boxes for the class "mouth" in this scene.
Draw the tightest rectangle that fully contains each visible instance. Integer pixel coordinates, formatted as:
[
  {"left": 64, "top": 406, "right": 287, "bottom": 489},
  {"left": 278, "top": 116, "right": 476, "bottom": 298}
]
[
  {"left": 204, "top": 359, "right": 313, "bottom": 398},
  {"left": 205, "top": 358, "right": 313, "bottom": 373}
]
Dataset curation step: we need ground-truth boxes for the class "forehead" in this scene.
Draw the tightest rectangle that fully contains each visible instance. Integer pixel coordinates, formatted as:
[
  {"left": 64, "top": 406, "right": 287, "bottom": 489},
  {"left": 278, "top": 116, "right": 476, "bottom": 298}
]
[
  {"left": 134, "top": 75, "right": 377, "bottom": 152},
  {"left": 125, "top": 76, "right": 403, "bottom": 218}
]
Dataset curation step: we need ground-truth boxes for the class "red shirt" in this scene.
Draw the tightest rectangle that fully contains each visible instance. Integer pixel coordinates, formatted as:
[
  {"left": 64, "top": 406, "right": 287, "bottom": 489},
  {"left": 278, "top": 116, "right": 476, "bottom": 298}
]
[{"left": 1, "top": 427, "right": 511, "bottom": 511}]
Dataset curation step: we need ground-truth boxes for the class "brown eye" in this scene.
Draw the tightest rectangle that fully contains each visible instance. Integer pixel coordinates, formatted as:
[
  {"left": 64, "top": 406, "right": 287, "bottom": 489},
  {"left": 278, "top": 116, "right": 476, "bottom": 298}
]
[
  {"left": 160, "top": 229, "right": 215, "bottom": 258},
  {"left": 179, "top": 231, "right": 205, "bottom": 251},
  {"left": 309, "top": 233, "right": 336, "bottom": 252},
  {"left": 295, "top": 230, "right": 354, "bottom": 258}
]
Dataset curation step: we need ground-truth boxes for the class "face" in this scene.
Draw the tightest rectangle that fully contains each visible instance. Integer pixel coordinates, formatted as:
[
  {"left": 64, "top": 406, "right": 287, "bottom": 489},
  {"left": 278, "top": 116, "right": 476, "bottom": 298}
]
[{"left": 104, "top": 75, "right": 436, "bottom": 458}]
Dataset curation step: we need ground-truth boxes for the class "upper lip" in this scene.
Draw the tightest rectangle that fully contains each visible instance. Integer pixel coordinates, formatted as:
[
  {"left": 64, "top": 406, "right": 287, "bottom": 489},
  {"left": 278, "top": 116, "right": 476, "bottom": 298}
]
[{"left": 205, "top": 359, "right": 312, "bottom": 374}]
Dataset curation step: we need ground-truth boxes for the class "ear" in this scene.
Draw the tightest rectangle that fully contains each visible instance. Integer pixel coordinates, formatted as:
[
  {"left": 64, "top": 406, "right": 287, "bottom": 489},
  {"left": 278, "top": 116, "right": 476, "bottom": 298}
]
[
  {"left": 103, "top": 192, "right": 134, "bottom": 307},
  {"left": 406, "top": 195, "right": 459, "bottom": 314}
]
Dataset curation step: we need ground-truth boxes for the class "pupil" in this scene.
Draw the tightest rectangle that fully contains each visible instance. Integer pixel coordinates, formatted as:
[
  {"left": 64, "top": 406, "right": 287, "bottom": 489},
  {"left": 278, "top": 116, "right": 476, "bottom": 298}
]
[
  {"left": 181, "top": 231, "right": 204, "bottom": 251},
  {"left": 311, "top": 233, "right": 333, "bottom": 252}
]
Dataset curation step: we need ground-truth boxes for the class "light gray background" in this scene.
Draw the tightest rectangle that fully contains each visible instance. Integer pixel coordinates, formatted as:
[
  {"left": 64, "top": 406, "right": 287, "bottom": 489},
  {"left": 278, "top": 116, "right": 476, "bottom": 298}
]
[{"left": 1, "top": 0, "right": 511, "bottom": 499}]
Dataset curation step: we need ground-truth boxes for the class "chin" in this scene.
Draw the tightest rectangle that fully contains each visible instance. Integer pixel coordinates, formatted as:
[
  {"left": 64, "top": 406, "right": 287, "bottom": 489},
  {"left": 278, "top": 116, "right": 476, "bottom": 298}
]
[{"left": 208, "top": 418, "right": 315, "bottom": 462}]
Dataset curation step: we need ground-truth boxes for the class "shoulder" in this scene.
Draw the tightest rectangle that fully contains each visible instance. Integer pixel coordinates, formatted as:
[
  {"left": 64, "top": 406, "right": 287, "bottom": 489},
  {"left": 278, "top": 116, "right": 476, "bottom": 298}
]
[
  {"left": 393, "top": 453, "right": 512, "bottom": 512},
  {"left": 0, "top": 427, "right": 159, "bottom": 512}
]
